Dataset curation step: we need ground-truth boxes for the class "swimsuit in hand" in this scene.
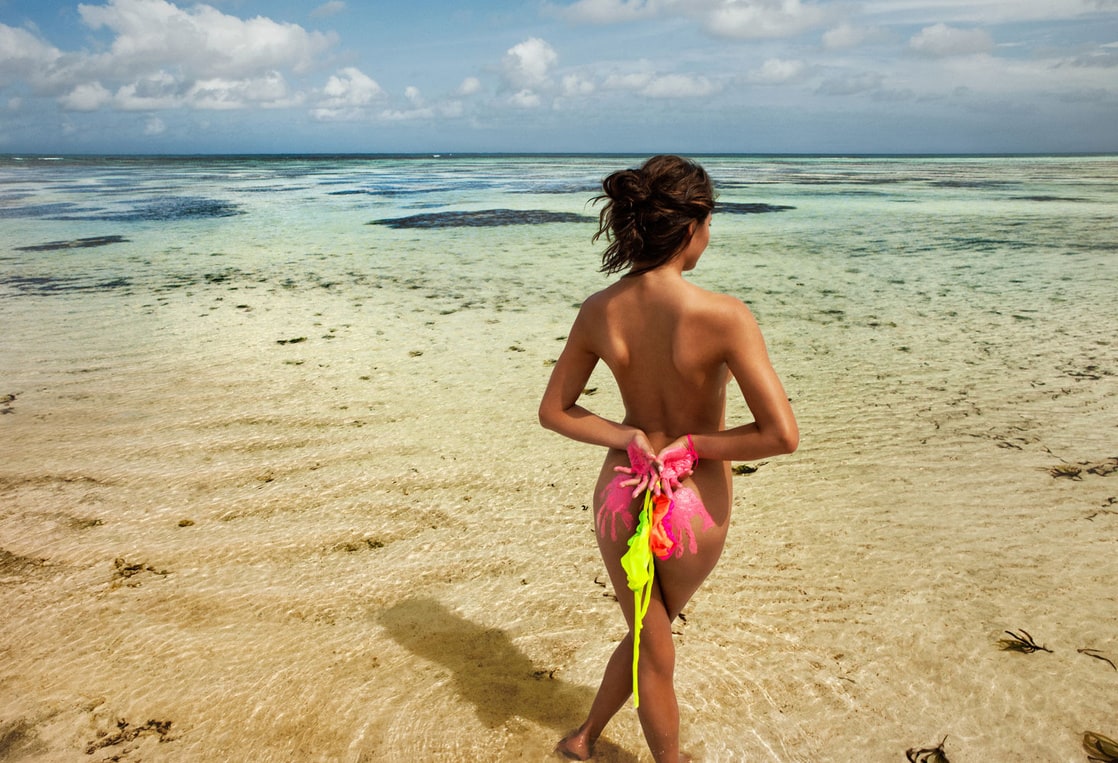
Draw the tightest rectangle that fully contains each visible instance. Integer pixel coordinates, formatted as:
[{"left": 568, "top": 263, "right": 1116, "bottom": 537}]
[{"left": 598, "top": 439, "right": 714, "bottom": 706}]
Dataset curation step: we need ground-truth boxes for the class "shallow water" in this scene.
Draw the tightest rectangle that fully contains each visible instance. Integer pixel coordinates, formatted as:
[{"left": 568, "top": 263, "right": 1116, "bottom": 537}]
[{"left": 1, "top": 154, "right": 1116, "bottom": 761}]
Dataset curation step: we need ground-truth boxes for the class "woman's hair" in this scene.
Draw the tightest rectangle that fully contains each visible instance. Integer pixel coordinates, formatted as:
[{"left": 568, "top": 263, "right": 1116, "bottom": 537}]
[{"left": 593, "top": 155, "right": 715, "bottom": 276}]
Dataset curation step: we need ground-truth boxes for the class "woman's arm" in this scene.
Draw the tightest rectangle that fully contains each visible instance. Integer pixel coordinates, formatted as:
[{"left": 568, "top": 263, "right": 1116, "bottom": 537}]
[
  {"left": 680, "top": 299, "right": 798, "bottom": 463},
  {"left": 538, "top": 306, "right": 648, "bottom": 452}
]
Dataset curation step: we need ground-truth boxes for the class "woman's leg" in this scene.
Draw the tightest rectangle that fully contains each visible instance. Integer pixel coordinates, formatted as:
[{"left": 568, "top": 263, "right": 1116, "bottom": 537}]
[
  {"left": 555, "top": 634, "right": 634, "bottom": 760},
  {"left": 558, "top": 481, "right": 728, "bottom": 761},
  {"left": 632, "top": 523, "right": 727, "bottom": 762},
  {"left": 555, "top": 513, "right": 641, "bottom": 760}
]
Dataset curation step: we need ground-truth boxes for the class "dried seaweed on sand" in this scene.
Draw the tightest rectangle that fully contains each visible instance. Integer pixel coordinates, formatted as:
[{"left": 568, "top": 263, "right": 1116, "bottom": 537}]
[
  {"left": 1084, "top": 731, "right": 1118, "bottom": 763},
  {"left": 906, "top": 736, "right": 950, "bottom": 763},
  {"left": 998, "top": 629, "right": 1052, "bottom": 654},
  {"left": 1078, "top": 648, "right": 1118, "bottom": 671}
]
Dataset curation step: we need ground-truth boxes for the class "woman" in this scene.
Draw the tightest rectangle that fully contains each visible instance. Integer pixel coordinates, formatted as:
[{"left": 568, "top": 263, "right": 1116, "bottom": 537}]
[{"left": 538, "top": 155, "right": 799, "bottom": 762}]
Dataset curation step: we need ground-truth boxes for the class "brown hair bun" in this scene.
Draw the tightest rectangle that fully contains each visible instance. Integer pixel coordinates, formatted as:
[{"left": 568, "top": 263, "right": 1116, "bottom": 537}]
[{"left": 594, "top": 155, "right": 715, "bottom": 276}]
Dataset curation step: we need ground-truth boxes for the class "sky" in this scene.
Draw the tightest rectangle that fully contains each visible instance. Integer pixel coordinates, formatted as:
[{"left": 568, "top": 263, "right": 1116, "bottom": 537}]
[{"left": 1, "top": 0, "right": 1116, "bottom": 154}]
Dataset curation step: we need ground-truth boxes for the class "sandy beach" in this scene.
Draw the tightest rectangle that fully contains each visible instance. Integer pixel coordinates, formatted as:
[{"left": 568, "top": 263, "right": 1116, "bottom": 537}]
[{"left": 1, "top": 155, "right": 1116, "bottom": 761}]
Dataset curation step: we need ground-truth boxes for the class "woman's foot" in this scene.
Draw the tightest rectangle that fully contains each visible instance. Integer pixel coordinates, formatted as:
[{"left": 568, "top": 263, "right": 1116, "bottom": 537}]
[{"left": 555, "top": 727, "right": 593, "bottom": 760}]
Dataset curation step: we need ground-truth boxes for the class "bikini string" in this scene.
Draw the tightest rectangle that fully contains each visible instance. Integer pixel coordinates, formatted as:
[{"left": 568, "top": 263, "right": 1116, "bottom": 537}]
[{"left": 631, "top": 488, "right": 655, "bottom": 708}]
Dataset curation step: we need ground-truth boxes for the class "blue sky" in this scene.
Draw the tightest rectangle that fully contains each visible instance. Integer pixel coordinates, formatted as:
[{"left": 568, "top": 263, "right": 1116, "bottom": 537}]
[{"left": 1, "top": 0, "right": 1116, "bottom": 154}]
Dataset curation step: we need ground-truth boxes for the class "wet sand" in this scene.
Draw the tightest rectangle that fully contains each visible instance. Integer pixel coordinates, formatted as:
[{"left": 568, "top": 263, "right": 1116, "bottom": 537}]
[
  {"left": 3, "top": 150, "right": 1117, "bottom": 761},
  {"left": 1, "top": 251, "right": 1114, "bottom": 762}
]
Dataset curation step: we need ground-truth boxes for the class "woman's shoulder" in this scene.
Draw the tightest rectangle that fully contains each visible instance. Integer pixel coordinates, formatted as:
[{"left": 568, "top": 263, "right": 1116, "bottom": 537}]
[
  {"left": 578, "top": 278, "right": 640, "bottom": 314},
  {"left": 571, "top": 284, "right": 627, "bottom": 336},
  {"left": 578, "top": 276, "right": 755, "bottom": 328},
  {"left": 682, "top": 281, "right": 755, "bottom": 323},
  {"left": 576, "top": 284, "right": 615, "bottom": 316}
]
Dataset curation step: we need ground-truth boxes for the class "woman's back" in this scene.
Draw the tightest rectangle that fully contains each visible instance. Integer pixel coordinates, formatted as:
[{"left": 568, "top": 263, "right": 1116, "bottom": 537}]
[{"left": 579, "top": 272, "right": 731, "bottom": 450}]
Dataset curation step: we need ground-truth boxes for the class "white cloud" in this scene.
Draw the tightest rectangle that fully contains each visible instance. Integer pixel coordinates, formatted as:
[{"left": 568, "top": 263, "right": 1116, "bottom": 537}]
[
  {"left": 113, "top": 70, "right": 179, "bottom": 110},
  {"left": 562, "top": 74, "right": 597, "bottom": 96},
  {"left": 59, "top": 81, "right": 113, "bottom": 111},
  {"left": 5, "top": 0, "right": 1114, "bottom": 152},
  {"left": 822, "top": 23, "right": 891, "bottom": 50},
  {"left": 860, "top": 0, "right": 1112, "bottom": 25},
  {"left": 502, "top": 38, "right": 559, "bottom": 90},
  {"left": 381, "top": 107, "right": 433, "bottom": 121},
  {"left": 909, "top": 23, "right": 994, "bottom": 57},
  {"left": 549, "top": 0, "right": 667, "bottom": 23},
  {"left": 144, "top": 116, "right": 166, "bottom": 134},
  {"left": 748, "top": 58, "right": 807, "bottom": 84},
  {"left": 551, "top": 0, "right": 840, "bottom": 37},
  {"left": 2, "top": 1, "right": 344, "bottom": 117},
  {"left": 381, "top": 100, "right": 465, "bottom": 121},
  {"left": 510, "top": 89, "right": 543, "bottom": 108},
  {"left": 310, "top": 1, "right": 346, "bottom": 18},
  {"left": 106, "top": 68, "right": 300, "bottom": 110},
  {"left": 823, "top": 23, "right": 863, "bottom": 49},
  {"left": 602, "top": 69, "right": 719, "bottom": 97},
  {"left": 457, "top": 76, "right": 482, "bottom": 96},
  {"left": 323, "top": 68, "right": 382, "bottom": 102},
  {"left": 602, "top": 71, "right": 655, "bottom": 90},
  {"left": 641, "top": 73, "right": 719, "bottom": 97},
  {"left": 312, "top": 66, "right": 384, "bottom": 120},
  {"left": 0, "top": 24, "right": 60, "bottom": 64},
  {"left": 0, "top": 23, "right": 62, "bottom": 85},
  {"left": 77, "top": 0, "right": 336, "bottom": 79},
  {"left": 188, "top": 71, "right": 297, "bottom": 110},
  {"left": 702, "top": 0, "right": 837, "bottom": 40}
]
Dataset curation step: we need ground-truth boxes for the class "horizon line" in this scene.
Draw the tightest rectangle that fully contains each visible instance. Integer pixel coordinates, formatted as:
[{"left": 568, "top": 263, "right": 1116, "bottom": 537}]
[{"left": 4, "top": 151, "right": 1116, "bottom": 160}]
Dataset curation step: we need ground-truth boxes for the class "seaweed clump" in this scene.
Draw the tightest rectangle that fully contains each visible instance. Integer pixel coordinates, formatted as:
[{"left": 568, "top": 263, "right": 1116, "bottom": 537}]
[
  {"left": 1046, "top": 458, "right": 1118, "bottom": 479},
  {"left": 85, "top": 719, "right": 173, "bottom": 755},
  {"left": 906, "top": 736, "right": 950, "bottom": 763},
  {"left": 998, "top": 629, "right": 1052, "bottom": 654},
  {"left": 14, "top": 235, "right": 129, "bottom": 252},
  {"left": 1084, "top": 731, "right": 1118, "bottom": 763}
]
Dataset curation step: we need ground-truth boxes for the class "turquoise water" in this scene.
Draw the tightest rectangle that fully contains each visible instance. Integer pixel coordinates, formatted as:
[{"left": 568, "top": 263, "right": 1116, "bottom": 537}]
[
  {"left": 4, "top": 153, "right": 1114, "bottom": 452},
  {"left": 2, "top": 154, "right": 1116, "bottom": 761},
  {"left": 3, "top": 154, "right": 1114, "bottom": 323}
]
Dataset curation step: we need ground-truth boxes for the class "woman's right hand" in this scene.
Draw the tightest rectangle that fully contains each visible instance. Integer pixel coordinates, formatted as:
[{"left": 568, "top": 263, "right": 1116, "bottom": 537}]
[{"left": 614, "top": 431, "right": 657, "bottom": 497}]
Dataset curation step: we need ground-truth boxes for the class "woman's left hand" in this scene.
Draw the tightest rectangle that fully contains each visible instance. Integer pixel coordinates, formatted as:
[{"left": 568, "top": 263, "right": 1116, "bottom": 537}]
[{"left": 655, "top": 437, "right": 697, "bottom": 499}]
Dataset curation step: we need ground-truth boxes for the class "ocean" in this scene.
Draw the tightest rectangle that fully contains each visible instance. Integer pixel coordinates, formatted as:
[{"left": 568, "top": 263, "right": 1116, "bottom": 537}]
[{"left": 1, "top": 154, "right": 1116, "bottom": 761}]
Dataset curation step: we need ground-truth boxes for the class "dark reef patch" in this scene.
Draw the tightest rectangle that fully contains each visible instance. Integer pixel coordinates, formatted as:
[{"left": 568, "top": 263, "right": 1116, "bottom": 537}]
[
  {"left": 54, "top": 197, "right": 243, "bottom": 222},
  {"left": 717, "top": 202, "right": 796, "bottom": 214},
  {"left": 242, "top": 185, "right": 309, "bottom": 193},
  {"left": 368, "top": 209, "right": 594, "bottom": 229},
  {"left": 930, "top": 179, "right": 1017, "bottom": 189},
  {"left": 1, "top": 274, "right": 132, "bottom": 295},
  {"left": 15, "top": 235, "right": 129, "bottom": 252},
  {"left": 0, "top": 202, "right": 91, "bottom": 219},
  {"left": 328, "top": 185, "right": 455, "bottom": 197},
  {"left": 512, "top": 182, "right": 600, "bottom": 194}
]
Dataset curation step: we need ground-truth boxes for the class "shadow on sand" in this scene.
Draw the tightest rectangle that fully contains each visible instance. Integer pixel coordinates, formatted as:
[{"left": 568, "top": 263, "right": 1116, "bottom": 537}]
[{"left": 379, "top": 597, "right": 639, "bottom": 761}]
